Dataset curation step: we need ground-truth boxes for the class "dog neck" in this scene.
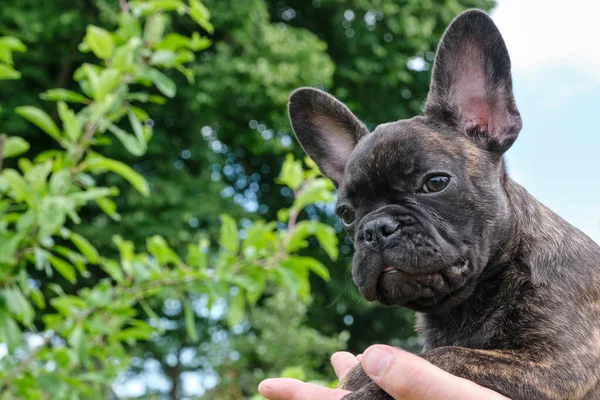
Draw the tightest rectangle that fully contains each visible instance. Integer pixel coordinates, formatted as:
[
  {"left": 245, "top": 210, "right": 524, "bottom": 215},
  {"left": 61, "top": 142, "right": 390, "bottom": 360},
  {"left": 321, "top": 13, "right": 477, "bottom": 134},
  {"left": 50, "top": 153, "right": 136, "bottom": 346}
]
[{"left": 416, "top": 177, "right": 600, "bottom": 350}]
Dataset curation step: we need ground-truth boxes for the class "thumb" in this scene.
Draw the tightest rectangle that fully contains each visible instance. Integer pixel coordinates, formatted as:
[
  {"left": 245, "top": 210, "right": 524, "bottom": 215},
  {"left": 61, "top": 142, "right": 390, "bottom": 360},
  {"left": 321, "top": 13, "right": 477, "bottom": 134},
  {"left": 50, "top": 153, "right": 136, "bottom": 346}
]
[{"left": 360, "top": 345, "right": 508, "bottom": 400}]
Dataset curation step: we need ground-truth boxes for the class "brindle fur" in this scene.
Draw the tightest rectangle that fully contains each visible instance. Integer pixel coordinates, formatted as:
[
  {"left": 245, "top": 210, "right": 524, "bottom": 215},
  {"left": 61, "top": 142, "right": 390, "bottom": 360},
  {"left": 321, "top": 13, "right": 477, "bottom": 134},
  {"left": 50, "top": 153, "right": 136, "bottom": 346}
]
[{"left": 288, "top": 8, "right": 600, "bottom": 400}]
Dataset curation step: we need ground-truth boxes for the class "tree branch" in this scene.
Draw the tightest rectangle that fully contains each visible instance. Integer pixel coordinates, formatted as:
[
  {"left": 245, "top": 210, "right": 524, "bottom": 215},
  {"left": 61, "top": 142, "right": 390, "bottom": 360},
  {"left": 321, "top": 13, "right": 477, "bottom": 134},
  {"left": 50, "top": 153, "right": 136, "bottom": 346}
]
[
  {"left": 0, "top": 134, "right": 6, "bottom": 172},
  {"left": 119, "top": 0, "right": 129, "bottom": 13}
]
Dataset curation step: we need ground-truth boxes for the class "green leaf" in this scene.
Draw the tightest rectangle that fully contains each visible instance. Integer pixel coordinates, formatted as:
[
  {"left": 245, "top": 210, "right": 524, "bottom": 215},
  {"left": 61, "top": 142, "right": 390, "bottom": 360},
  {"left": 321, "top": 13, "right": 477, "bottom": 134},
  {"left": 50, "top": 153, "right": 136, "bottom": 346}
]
[
  {"left": 100, "top": 258, "right": 125, "bottom": 283},
  {"left": 96, "top": 197, "right": 121, "bottom": 221},
  {"left": 112, "top": 320, "right": 154, "bottom": 342},
  {"left": 226, "top": 289, "right": 245, "bottom": 327},
  {"left": 24, "top": 160, "right": 52, "bottom": 191},
  {"left": 188, "top": 0, "right": 214, "bottom": 33},
  {"left": 29, "top": 287, "right": 46, "bottom": 309},
  {"left": 183, "top": 298, "right": 198, "bottom": 342},
  {"left": 140, "top": 299, "right": 164, "bottom": 334},
  {"left": 142, "top": 0, "right": 186, "bottom": 12},
  {"left": 175, "top": 49, "right": 195, "bottom": 65},
  {"left": 57, "top": 101, "right": 81, "bottom": 141},
  {"left": 147, "top": 235, "right": 181, "bottom": 265},
  {"left": 147, "top": 68, "right": 176, "bottom": 98},
  {"left": 314, "top": 223, "right": 339, "bottom": 260},
  {"left": 130, "top": 110, "right": 148, "bottom": 152},
  {"left": 3, "top": 286, "right": 35, "bottom": 327},
  {"left": 2, "top": 136, "right": 30, "bottom": 158},
  {"left": 0, "top": 311, "right": 23, "bottom": 353},
  {"left": 40, "top": 89, "right": 89, "bottom": 104},
  {"left": 150, "top": 50, "right": 177, "bottom": 68},
  {"left": 49, "top": 255, "right": 77, "bottom": 283},
  {"left": 94, "top": 68, "right": 121, "bottom": 101},
  {"left": 0, "top": 64, "right": 21, "bottom": 80},
  {"left": 83, "top": 155, "right": 150, "bottom": 196},
  {"left": 112, "top": 45, "right": 136, "bottom": 72},
  {"left": 278, "top": 259, "right": 310, "bottom": 300},
  {"left": 219, "top": 214, "right": 239, "bottom": 254},
  {"left": 287, "top": 221, "right": 339, "bottom": 260},
  {"left": 186, "top": 238, "right": 209, "bottom": 269},
  {"left": 283, "top": 256, "right": 330, "bottom": 281},
  {"left": 144, "top": 13, "right": 167, "bottom": 44},
  {"left": 2, "top": 169, "right": 33, "bottom": 203},
  {"left": 281, "top": 366, "right": 306, "bottom": 381},
  {"left": 278, "top": 154, "right": 303, "bottom": 190},
  {"left": 292, "top": 178, "right": 335, "bottom": 212},
  {"left": 49, "top": 170, "right": 71, "bottom": 195},
  {"left": 107, "top": 124, "right": 147, "bottom": 156},
  {"left": 116, "top": 12, "right": 142, "bottom": 42},
  {"left": 84, "top": 25, "right": 114, "bottom": 59},
  {"left": 38, "top": 197, "right": 74, "bottom": 238},
  {"left": 68, "top": 323, "right": 87, "bottom": 365},
  {"left": 69, "top": 187, "right": 118, "bottom": 204},
  {"left": 0, "top": 36, "right": 27, "bottom": 52},
  {"left": 158, "top": 33, "right": 191, "bottom": 51},
  {"left": 15, "top": 106, "right": 62, "bottom": 141},
  {"left": 69, "top": 232, "right": 99, "bottom": 263}
]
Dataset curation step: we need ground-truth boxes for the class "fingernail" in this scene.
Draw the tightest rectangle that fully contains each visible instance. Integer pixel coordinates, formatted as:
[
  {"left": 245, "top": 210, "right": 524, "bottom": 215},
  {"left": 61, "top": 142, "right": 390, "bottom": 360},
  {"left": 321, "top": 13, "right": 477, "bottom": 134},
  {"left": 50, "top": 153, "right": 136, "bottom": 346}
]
[
  {"left": 362, "top": 346, "right": 392, "bottom": 377},
  {"left": 258, "top": 380, "right": 273, "bottom": 395}
]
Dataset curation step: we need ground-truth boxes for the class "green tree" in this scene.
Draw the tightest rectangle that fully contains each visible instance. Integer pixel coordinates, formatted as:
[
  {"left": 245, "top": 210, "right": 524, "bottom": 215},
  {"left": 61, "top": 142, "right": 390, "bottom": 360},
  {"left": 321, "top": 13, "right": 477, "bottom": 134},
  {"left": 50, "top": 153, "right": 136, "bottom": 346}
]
[
  {"left": 0, "top": 0, "right": 496, "bottom": 398},
  {"left": 0, "top": 3, "right": 340, "bottom": 398}
]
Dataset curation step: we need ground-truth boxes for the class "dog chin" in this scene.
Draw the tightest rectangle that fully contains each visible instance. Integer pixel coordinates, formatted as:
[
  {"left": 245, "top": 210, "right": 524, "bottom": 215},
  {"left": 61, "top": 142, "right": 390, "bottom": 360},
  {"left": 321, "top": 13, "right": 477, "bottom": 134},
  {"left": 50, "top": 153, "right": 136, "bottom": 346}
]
[{"left": 373, "top": 260, "right": 473, "bottom": 312}]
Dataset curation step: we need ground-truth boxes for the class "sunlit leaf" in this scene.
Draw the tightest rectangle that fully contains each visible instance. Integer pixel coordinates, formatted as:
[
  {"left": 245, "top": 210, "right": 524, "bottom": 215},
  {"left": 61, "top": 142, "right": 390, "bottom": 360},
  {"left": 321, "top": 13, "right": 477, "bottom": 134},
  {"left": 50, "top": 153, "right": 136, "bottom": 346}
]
[
  {"left": 183, "top": 298, "right": 198, "bottom": 341},
  {"left": 69, "top": 232, "right": 99, "bottom": 264},
  {"left": 82, "top": 155, "right": 149, "bottom": 196},
  {"left": 219, "top": 214, "right": 239, "bottom": 254},
  {"left": 84, "top": 25, "right": 114, "bottom": 59},
  {"left": 15, "top": 106, "right": 62, "bottom": 141},
  {"left": 57, "top": 101, "right": 81, "bottom": 141},
  {"left": 2, "top": 136, "right": 30, "bottom": 158},
  {"left": 40, "top": 89, "right": 89, "bottom": 104},
  {"left": 146, "top": 68, "right": 176, "bottom": 98},
  {"left": 226, "top": 289, "right": 245, "bottom": 327},
  {"left": 0, "top": 64, "right": 21, "bottom": 80},
  {"left": 49, "top": 255, "right": 77, "bottom": 283},
  {"left": 94, "top": 68, "right": 122, "bottom": 101}
]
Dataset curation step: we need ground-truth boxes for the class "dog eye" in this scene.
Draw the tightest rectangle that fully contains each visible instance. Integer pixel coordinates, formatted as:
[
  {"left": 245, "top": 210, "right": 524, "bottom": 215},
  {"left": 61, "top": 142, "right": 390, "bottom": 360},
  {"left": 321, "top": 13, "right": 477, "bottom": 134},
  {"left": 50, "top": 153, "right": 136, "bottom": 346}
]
[
  {"left": 338, "top": 207, "right": 355, "bottom": 226},
  {"left": 421, "top": 176, "right": 449, "bottom": 193}
]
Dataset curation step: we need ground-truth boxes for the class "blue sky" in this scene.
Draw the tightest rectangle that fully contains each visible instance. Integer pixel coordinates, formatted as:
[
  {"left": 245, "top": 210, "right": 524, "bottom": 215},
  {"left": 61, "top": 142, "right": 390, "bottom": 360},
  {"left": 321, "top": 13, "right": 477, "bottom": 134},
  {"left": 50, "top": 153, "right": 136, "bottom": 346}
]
[{"left": 493, "top": 0, "right": 600, "bottom": 244}]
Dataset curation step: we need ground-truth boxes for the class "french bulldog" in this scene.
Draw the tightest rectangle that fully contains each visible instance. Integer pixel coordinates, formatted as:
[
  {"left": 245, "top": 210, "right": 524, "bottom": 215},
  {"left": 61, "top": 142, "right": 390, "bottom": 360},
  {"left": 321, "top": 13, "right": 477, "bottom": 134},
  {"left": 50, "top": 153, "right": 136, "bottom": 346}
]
[{"left": 287, "top": 9, "right": 600, "bottom": 400}]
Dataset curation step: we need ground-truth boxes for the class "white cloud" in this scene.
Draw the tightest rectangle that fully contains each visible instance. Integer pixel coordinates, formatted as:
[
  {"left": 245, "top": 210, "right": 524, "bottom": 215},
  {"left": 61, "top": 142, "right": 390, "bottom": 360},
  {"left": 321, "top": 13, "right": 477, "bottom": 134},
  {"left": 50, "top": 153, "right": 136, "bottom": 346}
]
[{"left": 492, "top": 0, "right": 600, "bottom": 83}]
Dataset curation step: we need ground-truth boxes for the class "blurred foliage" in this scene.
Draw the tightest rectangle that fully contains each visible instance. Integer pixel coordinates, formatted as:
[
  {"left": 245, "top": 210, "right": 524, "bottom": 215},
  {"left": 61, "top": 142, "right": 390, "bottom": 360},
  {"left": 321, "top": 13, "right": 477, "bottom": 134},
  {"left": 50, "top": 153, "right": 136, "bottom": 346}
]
[{"left": 0, "top": 0, "right": 495, "bottom": 398}]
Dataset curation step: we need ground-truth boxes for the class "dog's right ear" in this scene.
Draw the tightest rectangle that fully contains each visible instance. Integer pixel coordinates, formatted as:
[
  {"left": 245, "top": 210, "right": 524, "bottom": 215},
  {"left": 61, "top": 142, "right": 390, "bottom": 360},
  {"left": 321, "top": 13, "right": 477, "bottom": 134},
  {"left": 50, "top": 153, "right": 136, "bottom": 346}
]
[
  {"left": 424, "top": 9, "right": 522, "bottom": 154},
  {"left": 288, "top": 88, "right": 369, "bottom": 187}
]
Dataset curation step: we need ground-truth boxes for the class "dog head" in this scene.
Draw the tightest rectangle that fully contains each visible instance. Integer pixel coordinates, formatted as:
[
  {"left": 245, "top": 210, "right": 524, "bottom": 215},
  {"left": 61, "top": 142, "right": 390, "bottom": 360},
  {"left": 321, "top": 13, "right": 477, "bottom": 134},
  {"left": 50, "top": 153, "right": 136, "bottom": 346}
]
[{"left": 288, "top": 10, "right": 522, "bottom": 313}]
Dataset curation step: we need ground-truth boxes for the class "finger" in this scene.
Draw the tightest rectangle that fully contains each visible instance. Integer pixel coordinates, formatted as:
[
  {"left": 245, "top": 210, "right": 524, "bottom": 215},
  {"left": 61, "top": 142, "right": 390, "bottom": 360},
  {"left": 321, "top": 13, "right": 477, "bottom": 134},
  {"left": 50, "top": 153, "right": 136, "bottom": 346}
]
[
  {"left": 355, "top": 353, "right": 362, "bottom": 361},
  {"left": 360, "top": 345, "right": 509, "bottom": 400},
  {"left": 331, "top": 351, "right": 359, "bottom": 379},
  {"left": 258, "top": 378, "right": 351, "bottom": 400}
]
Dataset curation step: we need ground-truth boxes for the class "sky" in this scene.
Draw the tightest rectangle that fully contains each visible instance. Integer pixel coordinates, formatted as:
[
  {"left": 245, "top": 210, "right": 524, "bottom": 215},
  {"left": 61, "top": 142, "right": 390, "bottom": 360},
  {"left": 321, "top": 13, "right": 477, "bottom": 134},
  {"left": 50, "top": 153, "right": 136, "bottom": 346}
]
[{"left": 492, "top": 0, "right": 600, "bottom": 244}]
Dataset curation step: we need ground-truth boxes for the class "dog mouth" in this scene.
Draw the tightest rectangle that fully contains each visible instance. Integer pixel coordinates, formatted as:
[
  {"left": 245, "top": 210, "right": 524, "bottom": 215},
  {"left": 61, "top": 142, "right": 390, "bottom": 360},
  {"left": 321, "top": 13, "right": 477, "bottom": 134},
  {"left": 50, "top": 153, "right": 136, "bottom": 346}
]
[{"left": 375, "top": 259, "right": 471, "bottom": 310}]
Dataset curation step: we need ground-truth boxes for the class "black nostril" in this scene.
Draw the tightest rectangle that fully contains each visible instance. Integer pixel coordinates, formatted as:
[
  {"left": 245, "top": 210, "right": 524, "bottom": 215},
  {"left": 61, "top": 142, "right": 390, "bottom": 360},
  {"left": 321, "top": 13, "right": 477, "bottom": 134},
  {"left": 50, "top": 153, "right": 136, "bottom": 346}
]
[
  {"left": 363, "top": 218, "right": 400, "bottom": 246},
  {"left": 381, "top": 223, "right": 395, "bottom": 237}
]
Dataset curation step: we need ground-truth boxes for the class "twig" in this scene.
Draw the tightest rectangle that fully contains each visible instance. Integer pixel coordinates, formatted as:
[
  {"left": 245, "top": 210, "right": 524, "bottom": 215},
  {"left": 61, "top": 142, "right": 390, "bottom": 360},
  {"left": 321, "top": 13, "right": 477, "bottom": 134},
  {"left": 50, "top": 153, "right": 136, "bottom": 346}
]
[
  {"left": 0, "top": 134, "right": 6, "bottom": 172},
  {"left": 0, "top": 333, "right": 52, "bottom": 392},
  {"left": 119, "top": 0, "right": 129, "bottom": 13},
  {"left": 72, "top": 121, "right": 97, "bottom": 166}
]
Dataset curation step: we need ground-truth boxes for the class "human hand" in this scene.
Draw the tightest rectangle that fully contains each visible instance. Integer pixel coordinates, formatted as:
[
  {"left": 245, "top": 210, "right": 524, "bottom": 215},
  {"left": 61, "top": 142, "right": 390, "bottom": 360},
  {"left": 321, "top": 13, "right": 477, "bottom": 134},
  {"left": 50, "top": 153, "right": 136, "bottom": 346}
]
[{"left": 258, "top": 345, "right": 509, "bottom": 399}]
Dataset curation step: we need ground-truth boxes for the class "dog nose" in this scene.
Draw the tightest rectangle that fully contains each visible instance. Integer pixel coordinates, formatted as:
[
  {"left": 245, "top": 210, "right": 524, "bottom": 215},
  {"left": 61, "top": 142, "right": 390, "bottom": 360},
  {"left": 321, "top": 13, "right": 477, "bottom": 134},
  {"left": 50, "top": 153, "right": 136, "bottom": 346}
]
[{"left": 363, "top": 218, "right": 400, "bottom": 246}]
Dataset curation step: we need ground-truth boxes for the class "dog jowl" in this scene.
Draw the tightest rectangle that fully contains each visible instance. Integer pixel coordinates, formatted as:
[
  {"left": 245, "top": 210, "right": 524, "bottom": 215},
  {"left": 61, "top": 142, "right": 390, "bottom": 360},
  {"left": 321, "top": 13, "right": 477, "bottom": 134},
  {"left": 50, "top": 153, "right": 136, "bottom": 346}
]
[{"left": 288, "top": 9, "right": 600, "bottom": 400}]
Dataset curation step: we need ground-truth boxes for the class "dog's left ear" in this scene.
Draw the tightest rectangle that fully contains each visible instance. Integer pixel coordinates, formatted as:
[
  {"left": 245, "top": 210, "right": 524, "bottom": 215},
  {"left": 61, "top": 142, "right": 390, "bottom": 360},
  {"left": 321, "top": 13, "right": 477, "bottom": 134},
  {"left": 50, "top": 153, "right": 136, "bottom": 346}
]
[
  {"left": 425, "top": 9, "right": 522, "bottom": 154},
  {"left": 288, "top": 88, "right": 369, "bottom": 187}
]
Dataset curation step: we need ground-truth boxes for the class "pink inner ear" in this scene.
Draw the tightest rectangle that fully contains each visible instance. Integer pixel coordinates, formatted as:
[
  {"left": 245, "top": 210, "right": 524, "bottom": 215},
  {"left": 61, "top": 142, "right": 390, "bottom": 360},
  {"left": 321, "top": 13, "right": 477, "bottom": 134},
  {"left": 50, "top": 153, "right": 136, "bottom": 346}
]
[
  {"left": 452, "top": 53, "right": 512, "bottom": 140},
  {"left": 315, "top": 116, "right": 357, "bottom": 184}
]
